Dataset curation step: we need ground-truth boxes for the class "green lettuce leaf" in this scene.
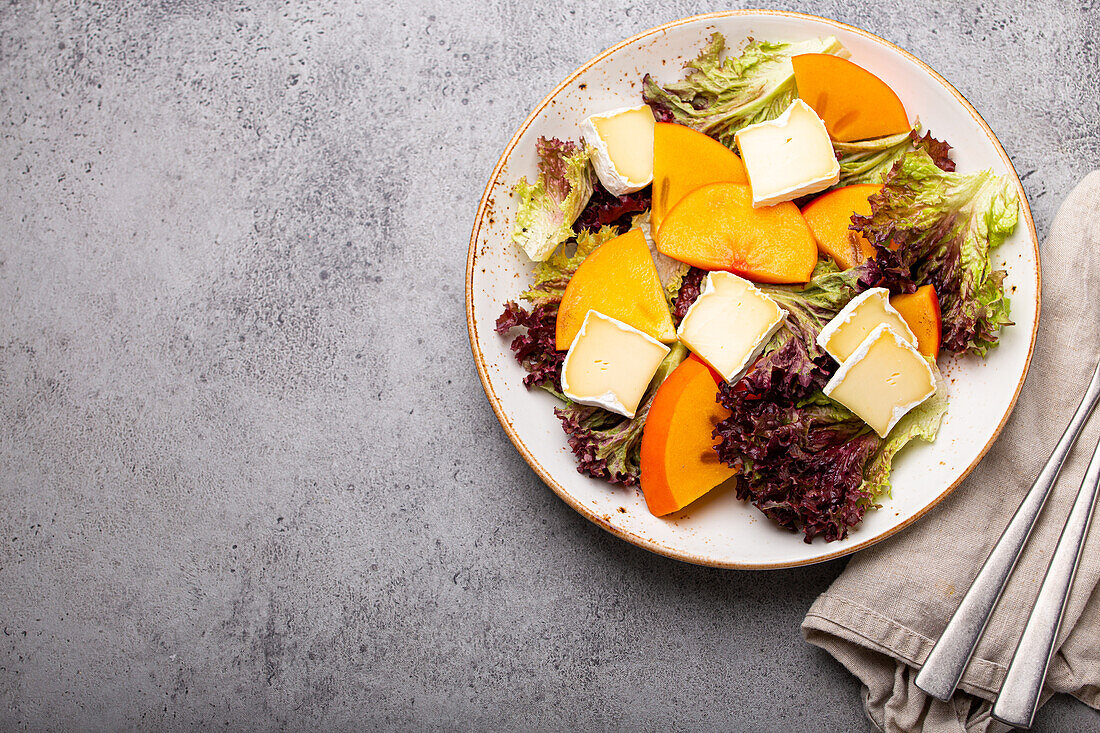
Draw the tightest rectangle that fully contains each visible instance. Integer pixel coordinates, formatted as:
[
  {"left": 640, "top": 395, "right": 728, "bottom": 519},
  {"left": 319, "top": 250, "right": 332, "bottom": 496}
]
[
  {"left": 862, "top": 361, "right": 949, "bottom": 498},
  {"left": 853, "top": 149, "right": 1019, "bottom": 355},
  {"left": 832, "top": 128, "right": 956, "bottom": 189},
  {"left": 521, "top": 225, "right": 619, "bottom": 309},
  {"left": 759, "top": 260, "right": 873, "bottom": 366},
  {"left": 643, "top": 34, "right": 848, "bottom": 148},
  {"left": 833, "top": 129, "right": 914, "bottom": 188},
  {"left": 630, "top": 210, "right": 691, "bottom": 304},
  {"left": 556, "top": 343, "right": 688, "bottom": 486},
  {"left": 512, "top": 138, "right": 594, "bottom": 262}
]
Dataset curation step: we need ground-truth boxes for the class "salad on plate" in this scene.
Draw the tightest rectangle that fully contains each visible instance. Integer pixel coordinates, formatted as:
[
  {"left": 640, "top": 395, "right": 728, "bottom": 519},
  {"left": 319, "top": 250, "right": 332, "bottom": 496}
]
[{"left": 495, "top": 33, "right": 1020, "bottom": 543}]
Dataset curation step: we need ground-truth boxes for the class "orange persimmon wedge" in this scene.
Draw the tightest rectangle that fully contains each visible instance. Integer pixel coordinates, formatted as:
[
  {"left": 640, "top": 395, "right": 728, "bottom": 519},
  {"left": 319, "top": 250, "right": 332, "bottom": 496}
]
[
  {"left": 640, "top": 355, "right": 736, "bottom": 517},
  {"left": 555, "top": 228, "right": 676, "bottom": 350},
  {"left": 655, "top": 182, "right": 818, "bottom": 284},
  {"left": 792, "top": 54, "right": 910, "bottom": 142},
  {"left": 891, "top": 285, "right": 941, "bottom": 359},
  {"left": 801, "top": 184, "right": 882, "bottom": 269},
  {"left": 651, "top": 122, "right": 748, "bottom": 231}
]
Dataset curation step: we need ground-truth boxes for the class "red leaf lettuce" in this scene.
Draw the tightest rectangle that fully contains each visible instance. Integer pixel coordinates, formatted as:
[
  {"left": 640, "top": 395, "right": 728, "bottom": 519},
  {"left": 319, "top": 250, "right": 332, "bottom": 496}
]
[{"left": 852, "top": 149, "right": 1018, "bottom": 356}]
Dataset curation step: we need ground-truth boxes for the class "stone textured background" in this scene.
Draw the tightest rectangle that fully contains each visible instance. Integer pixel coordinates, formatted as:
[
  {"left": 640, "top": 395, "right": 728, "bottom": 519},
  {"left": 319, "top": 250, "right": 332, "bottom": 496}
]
[{"left": 1, "top": 1, "right": 1097, "bottom": 730}]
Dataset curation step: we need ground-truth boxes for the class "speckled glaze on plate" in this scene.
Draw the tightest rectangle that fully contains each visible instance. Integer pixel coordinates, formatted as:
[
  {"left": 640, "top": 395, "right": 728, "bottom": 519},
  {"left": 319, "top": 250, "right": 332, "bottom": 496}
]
[{"left": 467, "top": 11, "right": 1040, "bottom": 569}]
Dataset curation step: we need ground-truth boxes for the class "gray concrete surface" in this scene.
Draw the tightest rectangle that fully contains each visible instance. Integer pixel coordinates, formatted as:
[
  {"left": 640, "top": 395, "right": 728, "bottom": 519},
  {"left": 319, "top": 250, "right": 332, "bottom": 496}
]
[{"left": 0, "top": 0, "right": 1097, "bottom": 730}]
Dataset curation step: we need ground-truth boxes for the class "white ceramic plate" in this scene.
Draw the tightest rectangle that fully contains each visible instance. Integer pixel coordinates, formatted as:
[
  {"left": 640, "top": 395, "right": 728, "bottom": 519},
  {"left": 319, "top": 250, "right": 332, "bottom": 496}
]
[{"left": 467, "top": 11, "right": 1040, "bottom": 569}]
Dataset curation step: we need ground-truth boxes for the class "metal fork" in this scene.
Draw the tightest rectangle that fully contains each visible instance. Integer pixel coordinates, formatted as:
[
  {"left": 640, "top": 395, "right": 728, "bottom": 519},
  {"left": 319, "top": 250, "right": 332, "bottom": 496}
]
[{"left": 915, "top": 360, "right": 1100, "bottom": 712}]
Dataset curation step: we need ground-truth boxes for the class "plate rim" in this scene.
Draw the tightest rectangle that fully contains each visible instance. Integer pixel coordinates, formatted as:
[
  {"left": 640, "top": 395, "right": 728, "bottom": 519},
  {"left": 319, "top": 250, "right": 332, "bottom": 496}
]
[{"left": 465, "top": 9, "right": 1042, "bottom": 569}]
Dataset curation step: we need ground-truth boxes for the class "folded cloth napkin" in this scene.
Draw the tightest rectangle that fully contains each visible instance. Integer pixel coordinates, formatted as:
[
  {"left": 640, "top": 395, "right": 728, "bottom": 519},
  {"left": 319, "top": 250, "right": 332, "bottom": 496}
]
[{"left": 802, "top": 172, "right": 1100, "bottom": 733}]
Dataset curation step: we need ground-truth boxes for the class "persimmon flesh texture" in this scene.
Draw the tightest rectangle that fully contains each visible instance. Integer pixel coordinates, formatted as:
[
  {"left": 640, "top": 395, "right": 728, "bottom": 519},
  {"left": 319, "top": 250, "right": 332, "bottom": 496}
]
[
  {"left": 555, "top": 228, "right": 676, "bottom": 350},
  {"left": 640, "top": 355, "right": 736, "bottom": 517},
  {"left": 801, "top": 184, "right": 882, "bottom": 269},
  {"left": 656, "top": 182, "right": 818, "bottom": 284},
  {"left": 651, "top": 122, "right": 748, "bottom": 231},
  {"left": 792, "top": 54, "right": 910, "bottom": 142},
  {"left": 890, "top": 285, "right": 941, "bottom": 359}
]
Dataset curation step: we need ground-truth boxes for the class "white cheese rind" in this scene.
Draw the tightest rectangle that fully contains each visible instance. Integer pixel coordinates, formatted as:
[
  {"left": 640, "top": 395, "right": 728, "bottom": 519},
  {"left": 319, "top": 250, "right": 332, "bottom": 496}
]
[
  {"left": 676, "top": 271, "right": 786, "bottom": 383},
  {"left": 561, "top": 310, "right": 670, "bottom": 418},
  {"left": 816, "top": 287, "right": 918, "bottom": 363},
  {"left": 579, "top": 105, "right": 655, "bottom": 196},
  {"left": 734, "top": 99, "right": 840, "bottom": 207},
  {"left": 823, "top": 323, "right": 936, "bottom": 437}
]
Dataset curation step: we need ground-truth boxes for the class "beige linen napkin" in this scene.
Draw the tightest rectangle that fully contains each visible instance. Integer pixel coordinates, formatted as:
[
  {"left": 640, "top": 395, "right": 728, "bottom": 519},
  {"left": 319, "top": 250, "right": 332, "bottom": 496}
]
[{"left": 803, "top": 172, "right": 1100, "bottom": 733}]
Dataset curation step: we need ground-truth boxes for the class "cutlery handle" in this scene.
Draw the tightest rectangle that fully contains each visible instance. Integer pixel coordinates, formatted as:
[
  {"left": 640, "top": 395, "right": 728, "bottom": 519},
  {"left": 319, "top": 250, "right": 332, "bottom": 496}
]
[
  {"left": 992, "top": 434, "right": 1100, "bottom": 728},
  {"left": 915, "top": 359, "right": 1100, "bottom": 701}
]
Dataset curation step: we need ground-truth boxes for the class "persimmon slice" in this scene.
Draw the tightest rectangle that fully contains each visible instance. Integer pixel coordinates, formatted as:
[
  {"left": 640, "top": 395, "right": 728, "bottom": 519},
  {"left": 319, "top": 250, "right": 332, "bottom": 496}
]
[
  {"left": 640, "top": 356, "right": 736, "bottom": 517},
  {"left": 792, "top": 54, "right": 910, "bottom": 142},
  {"left": 801, "top": 184, "right": 882, "bottom": 269},
  {"left": 890, "top": 285, "right": 941, "bottom": 359},
  {"left": 555, "top": 228, "right": 675, "bottom": 350},
  {"left": 655, "top": 182, "right": 818, "bottom": 284},
  {"left": 651, "top": 122, "right": 748, "bottom": 231}
]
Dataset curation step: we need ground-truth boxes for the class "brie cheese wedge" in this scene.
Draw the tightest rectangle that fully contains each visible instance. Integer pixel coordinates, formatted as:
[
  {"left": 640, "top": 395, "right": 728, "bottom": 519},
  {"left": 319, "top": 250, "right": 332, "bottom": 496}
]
[
  {"left": 817, "top": 287, "right": 918, "bottom": 363},
  {"left": 561, "top": 310, "right": 670, "bottom": 418},
  {"left": 580, "top": 105, "right": 656, "bottom": 196},
  {"left": 823, "top": 323, "right": 936, "bottom": 438},
  {"left": 734, "top": 99, "right": 840, "bottom": 207},
  {"left": 676, "top": 271, "right": 786, "bottom": 383}
]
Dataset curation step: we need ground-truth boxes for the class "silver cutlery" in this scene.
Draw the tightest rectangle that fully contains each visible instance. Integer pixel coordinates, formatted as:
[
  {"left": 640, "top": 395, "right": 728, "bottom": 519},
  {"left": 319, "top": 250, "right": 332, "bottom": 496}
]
[
  {"left": 915, "top": 360, "right": 1100, "bottom": 712},
  {"left": 991, "top": 429, "right": 1100, "bottom": 727}
]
